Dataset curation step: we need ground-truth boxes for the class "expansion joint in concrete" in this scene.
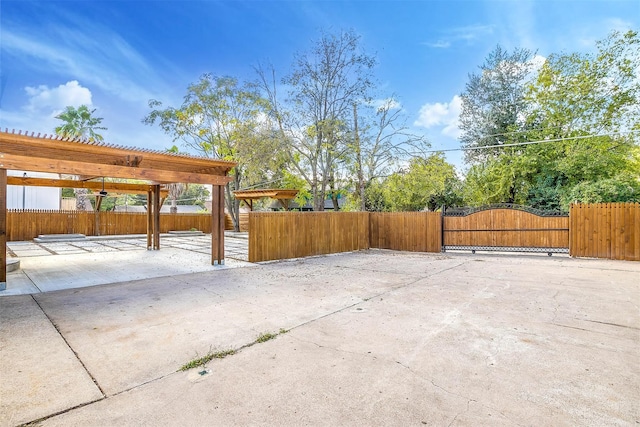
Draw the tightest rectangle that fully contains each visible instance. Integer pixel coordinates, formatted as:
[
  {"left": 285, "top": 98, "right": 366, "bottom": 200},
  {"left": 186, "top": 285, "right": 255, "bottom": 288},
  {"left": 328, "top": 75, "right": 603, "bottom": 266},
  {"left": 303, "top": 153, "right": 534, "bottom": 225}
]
[{"left": 30, "top": 295, "right": 107, "bottom": 398}]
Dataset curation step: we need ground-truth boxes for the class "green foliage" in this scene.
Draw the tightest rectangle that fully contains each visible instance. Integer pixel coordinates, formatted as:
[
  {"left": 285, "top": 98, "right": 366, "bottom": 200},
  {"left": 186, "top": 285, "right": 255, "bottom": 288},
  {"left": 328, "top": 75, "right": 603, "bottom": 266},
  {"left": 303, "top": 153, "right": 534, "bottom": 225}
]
[
  {"left": 281, "top": 170, "right": 311, "bottom": 208},
  {"left": 145, "top": 74, "right": 286, "bottom": 228},
  {"left": 179, "top": 349, "right": 236, "bottom": 371},
  {"left": 460, "top": 30, "right": 639, "bottom": 211},
  {"left": 462, "top": 150, "right": 535, "bottom": 206},
  {"left": 255, "top": 332, "right": 278, "bottom": 343},
  {"left": 459, "top": 46, "right": 535, "bottom": 164},
  {"left": 178, "top": 184, "right": 210, "bottom": 207},
  {"left": 61, "top": 188, "right": 75, "bottom": 198},
  {"left": 565, "top": 172, "right": 640, "bottom": 204},
  {"left": 363, "top": 180, "right": 391, "bottom": 212},
  {"left": 520, "top": 30, "right": 640, "bottom": 209},
  {"left": 369, "top": 153, "right": 460, "bottom": 212},
  {"left": 55, "top": 105, "right": 107, "bottom": 142}
]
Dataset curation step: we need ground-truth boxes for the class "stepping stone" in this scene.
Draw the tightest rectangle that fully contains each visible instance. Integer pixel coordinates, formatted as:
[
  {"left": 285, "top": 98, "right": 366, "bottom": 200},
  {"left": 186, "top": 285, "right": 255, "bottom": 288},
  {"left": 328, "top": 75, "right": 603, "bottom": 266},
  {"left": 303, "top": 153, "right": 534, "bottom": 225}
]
[
  {"left": 33, "top": 234, "right": 87, "bottom": 243},
  {"left": 7, "top": 258, "right": 20, "bottom": 272}
]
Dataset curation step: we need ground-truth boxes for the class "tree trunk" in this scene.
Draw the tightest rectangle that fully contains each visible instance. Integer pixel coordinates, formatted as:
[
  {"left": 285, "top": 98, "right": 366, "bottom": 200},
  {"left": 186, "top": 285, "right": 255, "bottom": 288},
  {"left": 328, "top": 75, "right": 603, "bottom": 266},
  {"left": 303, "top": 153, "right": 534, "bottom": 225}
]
[
  {"left": 353, "top": 104, "right": 365, "bottom": 211},
  {"left": 75, "top": 188, "right": 90, "bottom": 211},
  {"left": 329, "top": 173, "right": 339, "bottom": 211}
]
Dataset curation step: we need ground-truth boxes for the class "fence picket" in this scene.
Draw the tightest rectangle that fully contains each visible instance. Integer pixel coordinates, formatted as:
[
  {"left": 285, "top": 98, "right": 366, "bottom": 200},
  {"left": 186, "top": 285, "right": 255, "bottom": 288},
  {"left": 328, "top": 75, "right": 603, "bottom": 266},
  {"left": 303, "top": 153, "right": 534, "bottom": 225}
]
[{"left": 7, "top": 210, "right": 213, "bottom": 241}]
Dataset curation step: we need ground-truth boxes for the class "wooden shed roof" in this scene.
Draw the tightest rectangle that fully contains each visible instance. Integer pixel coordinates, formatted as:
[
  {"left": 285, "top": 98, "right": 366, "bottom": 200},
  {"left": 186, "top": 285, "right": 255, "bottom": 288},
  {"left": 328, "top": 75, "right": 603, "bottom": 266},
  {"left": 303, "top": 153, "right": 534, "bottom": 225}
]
[{"left": 0, "top": 129, "right": 237, "bottom": 185}]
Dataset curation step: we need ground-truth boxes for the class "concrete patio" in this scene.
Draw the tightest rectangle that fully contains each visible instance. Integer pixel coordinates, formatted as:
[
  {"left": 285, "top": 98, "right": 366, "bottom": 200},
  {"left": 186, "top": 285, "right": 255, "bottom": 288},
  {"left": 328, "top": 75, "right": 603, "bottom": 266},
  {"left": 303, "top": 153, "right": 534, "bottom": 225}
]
[
  {"left": 2, "top": 232, "right": 250, "bottom": 295},
  {"left": 0, "top": 247, "right": 638, "bottom": 426}
]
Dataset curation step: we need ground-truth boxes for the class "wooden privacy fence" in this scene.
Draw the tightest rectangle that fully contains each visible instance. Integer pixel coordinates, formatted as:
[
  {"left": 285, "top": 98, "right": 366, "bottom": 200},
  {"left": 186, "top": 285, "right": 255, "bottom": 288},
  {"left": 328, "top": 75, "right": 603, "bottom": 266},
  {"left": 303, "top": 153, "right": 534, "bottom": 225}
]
[
  {"left": 570, "top": 203, "right": 639, "bottom": 261},
  {"left": 370, "top": 212, "right": 441, "bottom": 252},
  {"left": 225, "top": 213, "right": 249, "bottom": 232},
  {"left": 249, "top": 212, "right": 369, "bottom": 262},
  {"left": 249, "top": 211, "right": 440, "bottom": 262},
  {"left": 249, "top": 203, "right": 638, "bottom": 262},
  {"left": 7, "top": 210, "right": 212, "bottom": 241}
]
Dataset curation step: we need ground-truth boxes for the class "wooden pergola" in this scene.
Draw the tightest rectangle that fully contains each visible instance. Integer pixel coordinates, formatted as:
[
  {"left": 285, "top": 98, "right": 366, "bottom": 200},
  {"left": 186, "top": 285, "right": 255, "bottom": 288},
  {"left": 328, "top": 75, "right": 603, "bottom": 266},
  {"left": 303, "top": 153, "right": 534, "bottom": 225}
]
[
  {"left": 0, "top": 129, "right": 237, "bottom": 290},
  {"left": 233, "top": 189, "right": 299, "bottom": 210}
]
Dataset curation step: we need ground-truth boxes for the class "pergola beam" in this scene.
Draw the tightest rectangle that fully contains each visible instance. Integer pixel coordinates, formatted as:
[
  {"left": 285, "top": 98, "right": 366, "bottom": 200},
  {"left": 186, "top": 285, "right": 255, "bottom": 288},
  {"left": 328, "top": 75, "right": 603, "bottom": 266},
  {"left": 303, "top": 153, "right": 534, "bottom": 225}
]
[
  {"left": 0, "top": 131, "right": 232, "bottom": 174},
  {"left": 0, "top": 153, "right": 233, "bottom": 185},
  {"left": 7, "top": 176, "right": 170, "bottom": 196}
]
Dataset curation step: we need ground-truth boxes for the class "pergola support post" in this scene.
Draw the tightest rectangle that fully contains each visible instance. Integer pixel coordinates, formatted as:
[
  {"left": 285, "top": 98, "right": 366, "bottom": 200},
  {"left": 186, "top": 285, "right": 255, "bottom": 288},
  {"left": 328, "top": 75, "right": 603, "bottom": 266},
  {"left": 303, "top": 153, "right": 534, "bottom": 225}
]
[
  {"left": 211, "top": 185, "right": 225, "bottom": 265},
  {"left": 0, "top": 168, "right": 6, "bottom": 290},
  {"left": 147, "top": 190, "right": 152, "bottom": 250},
  {"left": 153, "top": 184, "right": 161, "bottom": 250}
]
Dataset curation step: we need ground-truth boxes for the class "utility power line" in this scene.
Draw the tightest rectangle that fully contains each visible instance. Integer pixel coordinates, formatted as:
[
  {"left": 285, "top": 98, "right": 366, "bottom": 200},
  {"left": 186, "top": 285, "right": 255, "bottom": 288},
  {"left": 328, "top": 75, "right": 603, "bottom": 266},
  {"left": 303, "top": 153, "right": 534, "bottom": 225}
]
[{"left": 421, "top": 130, "right": 639, "bottom": 154}]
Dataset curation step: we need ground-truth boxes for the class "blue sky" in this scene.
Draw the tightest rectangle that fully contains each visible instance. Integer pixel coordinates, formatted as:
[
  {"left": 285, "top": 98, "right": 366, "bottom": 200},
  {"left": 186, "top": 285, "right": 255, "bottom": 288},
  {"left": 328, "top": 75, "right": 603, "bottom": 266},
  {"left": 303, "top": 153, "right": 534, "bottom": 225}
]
[{"left": 0, "top": 0, "right": 637, "bottom": 170}]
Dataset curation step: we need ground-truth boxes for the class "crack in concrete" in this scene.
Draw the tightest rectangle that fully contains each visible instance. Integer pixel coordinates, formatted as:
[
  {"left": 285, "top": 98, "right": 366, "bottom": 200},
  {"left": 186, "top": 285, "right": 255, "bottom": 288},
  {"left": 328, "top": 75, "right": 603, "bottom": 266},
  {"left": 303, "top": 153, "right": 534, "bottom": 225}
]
[
  {"left": 394, "top": 359, "right": 523, "bottom": 427},
  {"left": 581, "top": 318, "right": 639, "bottom": 331},
  {"left": 17, "top": 397, "right": 105, "bottom": 427},
  {"left": 551, "top": 290, "right": 560, "bottom": 323}
]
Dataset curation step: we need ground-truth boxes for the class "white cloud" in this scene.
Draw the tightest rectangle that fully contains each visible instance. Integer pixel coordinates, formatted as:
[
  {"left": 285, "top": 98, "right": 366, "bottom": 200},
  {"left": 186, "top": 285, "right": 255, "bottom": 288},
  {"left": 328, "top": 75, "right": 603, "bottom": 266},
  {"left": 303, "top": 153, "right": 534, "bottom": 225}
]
[
  {"left": 414, "top": 95, "right": 462, "bottom": 138},
  {"left": 25, "top": 81, "right": 93, "bottom": 113},
  {"left": 370, "top": 98, "right": 402, "bottom": 112},
  {"left": 2, "top": 23, "right": 174, "bottom": 104},
  {"left": 605, "top": 18, "right": 633, "bottom": 32},
  {"left": 424, "top": 40, "right": 451, "bottom": 49},
  {"left": 425, "top": 24, "right": 494, "bottom": 48},
  {"left": 0, "top": 81, "right": 96, "bottom": 135}
]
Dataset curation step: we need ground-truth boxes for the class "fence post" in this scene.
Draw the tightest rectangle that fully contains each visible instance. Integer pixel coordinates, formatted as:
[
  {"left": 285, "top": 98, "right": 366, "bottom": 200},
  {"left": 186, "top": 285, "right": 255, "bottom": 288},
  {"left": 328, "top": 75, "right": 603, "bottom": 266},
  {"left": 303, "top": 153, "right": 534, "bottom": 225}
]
[
  {"left": 441, "top": 205, "right": 446, "bottom": 253},
  {"left": 568, "top": 204, "right": 573, "bottom": 257}
]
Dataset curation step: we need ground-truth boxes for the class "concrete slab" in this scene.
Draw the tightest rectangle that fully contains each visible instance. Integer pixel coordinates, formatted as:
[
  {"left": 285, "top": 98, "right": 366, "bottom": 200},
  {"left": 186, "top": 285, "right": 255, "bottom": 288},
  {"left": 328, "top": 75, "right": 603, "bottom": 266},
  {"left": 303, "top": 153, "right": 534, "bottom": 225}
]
[
  {"left": 19, "top": 248, "right": 253, "bottom": 293},
  {"left": 1, "top": 251, "right": 638, "bottom": 426},
  {"left": 31, "top": 258, "right": 419, "bottom": 395},
  {"left": 8, "top": 250, "right": 52, "bottom": 258},
  {"left": 0, "top": 296, "right": 103, "bottom": 426},
  {"left": 3, "top": 271, "right": 41, "bottom": 295}
]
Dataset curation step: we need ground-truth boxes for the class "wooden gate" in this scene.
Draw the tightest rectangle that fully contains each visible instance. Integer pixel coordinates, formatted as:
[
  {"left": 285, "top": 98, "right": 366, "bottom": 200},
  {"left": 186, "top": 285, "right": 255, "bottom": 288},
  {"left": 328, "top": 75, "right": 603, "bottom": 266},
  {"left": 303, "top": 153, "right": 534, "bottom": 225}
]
[{"left": 443, "top": 205, "right": 569, "bottom": 255}]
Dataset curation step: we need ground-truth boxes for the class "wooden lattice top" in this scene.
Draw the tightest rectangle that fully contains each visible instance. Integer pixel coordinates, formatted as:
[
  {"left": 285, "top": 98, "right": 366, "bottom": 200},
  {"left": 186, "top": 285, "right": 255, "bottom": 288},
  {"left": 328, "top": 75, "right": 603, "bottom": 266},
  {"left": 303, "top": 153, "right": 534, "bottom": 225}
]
[{"left": 0, "top": 129, "right": 237, "bottom": 185}]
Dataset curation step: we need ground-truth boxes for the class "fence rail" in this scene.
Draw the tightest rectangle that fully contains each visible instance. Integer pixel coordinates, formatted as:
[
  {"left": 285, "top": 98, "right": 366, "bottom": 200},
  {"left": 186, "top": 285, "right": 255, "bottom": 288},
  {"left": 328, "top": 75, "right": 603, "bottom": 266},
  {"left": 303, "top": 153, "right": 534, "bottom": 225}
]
[{"left": 7, "top": 210, "right": 212, "bottom": 241}]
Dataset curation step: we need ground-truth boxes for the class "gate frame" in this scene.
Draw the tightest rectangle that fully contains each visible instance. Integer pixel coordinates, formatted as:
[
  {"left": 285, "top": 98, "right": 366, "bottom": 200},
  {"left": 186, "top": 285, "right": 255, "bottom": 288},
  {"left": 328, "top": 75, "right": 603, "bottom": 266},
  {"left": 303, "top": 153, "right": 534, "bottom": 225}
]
[{"left": 442, "top": 204, "right": 570, "bottom": 256}]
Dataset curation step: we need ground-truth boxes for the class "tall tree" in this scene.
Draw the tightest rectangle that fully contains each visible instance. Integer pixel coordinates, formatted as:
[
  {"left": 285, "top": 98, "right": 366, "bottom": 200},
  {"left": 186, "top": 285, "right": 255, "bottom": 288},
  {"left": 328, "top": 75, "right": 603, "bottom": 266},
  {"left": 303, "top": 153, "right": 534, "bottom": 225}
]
[
  {"left": 522, "top": 30, "right": 640, "bottom": 209},
  {"left": 55, "top": 105, "right": 107, "bottom": 142},
  {"left": 54, "top": 105, "right": 107, "bottom": 210},
  {"left": 144, "top": 74, "right": 284, "bottom": 230},
  {"left": 257, "top": 29, "right": 376, "bottom": 210},
  {"left": 458, "top": 46, "right": 536, "bottom": 204},
  {"left": 354, "top": 98, "right": 430, "bottom": 210},
  {"left": 459, "top": 46, "right": 535, "bottom": 163}
]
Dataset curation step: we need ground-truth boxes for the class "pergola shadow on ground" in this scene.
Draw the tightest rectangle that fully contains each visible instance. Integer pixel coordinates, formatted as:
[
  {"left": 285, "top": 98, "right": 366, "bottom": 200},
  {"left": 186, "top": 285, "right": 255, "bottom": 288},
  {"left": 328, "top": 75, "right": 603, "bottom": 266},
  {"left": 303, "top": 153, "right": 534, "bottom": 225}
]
[
  {"left": 2, "top": 233, "right": 250, "bottom": 296},
  {"left": 0, "top": 129, "right": 237, "bottom": 290},
  {"left": 1, "top": 251, "right": 638, "bottom": 426}
]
